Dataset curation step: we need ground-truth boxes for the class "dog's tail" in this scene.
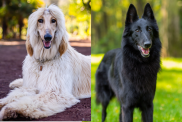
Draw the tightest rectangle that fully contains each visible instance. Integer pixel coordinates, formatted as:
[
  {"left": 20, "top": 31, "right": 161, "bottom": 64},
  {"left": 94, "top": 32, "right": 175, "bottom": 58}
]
[{"left": 95, "top": 64, "right": 114, "bottom": 105}]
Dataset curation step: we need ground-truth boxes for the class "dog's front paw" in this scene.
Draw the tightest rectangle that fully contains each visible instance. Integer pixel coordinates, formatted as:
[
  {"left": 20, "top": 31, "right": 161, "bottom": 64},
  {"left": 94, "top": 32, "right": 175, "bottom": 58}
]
[
  {"left": 9, "top": 84, "right": 16, "bottom": 90},
  {"left": 9, "top": 78, "right": 23, "bottom": 89},
  {"left": 0, "top": 107, "right": 17, "bottom": 120},
  {"left": 5, "top": 107, "right": 17, "bottom": 119}
]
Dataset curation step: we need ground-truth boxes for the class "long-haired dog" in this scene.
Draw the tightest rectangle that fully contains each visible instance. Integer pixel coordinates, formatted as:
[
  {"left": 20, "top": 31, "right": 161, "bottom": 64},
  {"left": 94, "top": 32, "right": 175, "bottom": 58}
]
[
  {"left": 96, "top": 3, "right": 161, "bottom": 122},
  {"left": 0, "top": 5, "right": 91, "bottom": 120}
]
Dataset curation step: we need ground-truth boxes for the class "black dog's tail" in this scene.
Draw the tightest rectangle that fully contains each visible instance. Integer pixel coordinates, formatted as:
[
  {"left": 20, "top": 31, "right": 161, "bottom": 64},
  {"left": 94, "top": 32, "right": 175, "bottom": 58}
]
[{"left": 95, "top": 63, "right": 114, "bottom": 105}]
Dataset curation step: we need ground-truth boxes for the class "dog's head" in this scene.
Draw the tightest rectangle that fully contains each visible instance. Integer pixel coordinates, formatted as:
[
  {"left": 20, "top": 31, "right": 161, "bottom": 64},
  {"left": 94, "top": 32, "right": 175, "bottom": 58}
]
[
  {"left": 26, "top": 5, "right": 68, "bottom": 60},
  {"left": 37, "top": 9, "right": 57, "bottom": 49},
  {"left": 123, "top": 3, "right": 159, "bottom": 58}
]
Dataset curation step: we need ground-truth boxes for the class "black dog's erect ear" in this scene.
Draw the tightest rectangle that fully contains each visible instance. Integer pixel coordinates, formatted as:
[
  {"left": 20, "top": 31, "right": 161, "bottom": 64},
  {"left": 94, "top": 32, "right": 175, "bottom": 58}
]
[
  {"left": 125, "top": 4, "right": 139, "bottom": 25},
  {"left": 142, "top": 3, "right": 156, "bottom": 21}
]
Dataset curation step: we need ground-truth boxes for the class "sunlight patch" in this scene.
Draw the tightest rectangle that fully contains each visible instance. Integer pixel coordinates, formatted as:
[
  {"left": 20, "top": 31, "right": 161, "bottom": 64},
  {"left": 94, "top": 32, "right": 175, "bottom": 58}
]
[
  {"left": 91, "top": 54, "right": 104, "bottom": 64},
  {"left": 162, "top": 59, "right": 182, "bottom": 69}
]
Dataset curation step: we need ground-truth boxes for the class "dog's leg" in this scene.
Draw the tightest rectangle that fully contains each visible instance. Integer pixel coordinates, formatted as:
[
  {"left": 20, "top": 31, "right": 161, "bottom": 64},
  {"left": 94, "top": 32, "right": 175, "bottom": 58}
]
[
  {"left": 0, "top": 87, "right": 37, "bottom": 111},
  {"left": 102, "top": 101, "right": 109, "bottom": 122},
  {"left": 73, "top": 55, "right": 91, "bottom": 99},
  {"left": 119, "top": 104, "right": 122, "bottom": 122},
  {"left": 0, "top": 92, "right": 79, "bottom": 120},
  {"left": 122, "top": 106, "right": 134, "bottom": 122},
  {"left": 9, "top": 78, "right": 23, "bottom": 89},
  {"left": 0, "top": 106, "right": 17, "bottom": 120},
  {"left": 119, "top": 111, "right": 122, "bottom": 122},
  {"left": 141, "top": 103, "right": 153, "bottom": 122}
]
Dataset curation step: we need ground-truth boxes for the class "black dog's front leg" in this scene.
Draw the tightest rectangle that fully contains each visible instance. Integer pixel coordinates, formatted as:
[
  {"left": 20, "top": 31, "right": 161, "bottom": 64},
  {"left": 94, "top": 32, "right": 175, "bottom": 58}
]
[
  {"left": 141, "top": 103, "right": 153, "bottom": 122},
  {"left": 121, "top": 106, "right": 134, "bottom": 122},
  {"left": 119, "top": 108, "right": 122, "bottom": 122},
  {"left": 102, "top": 101, "right": 109, "bottom": 122}
]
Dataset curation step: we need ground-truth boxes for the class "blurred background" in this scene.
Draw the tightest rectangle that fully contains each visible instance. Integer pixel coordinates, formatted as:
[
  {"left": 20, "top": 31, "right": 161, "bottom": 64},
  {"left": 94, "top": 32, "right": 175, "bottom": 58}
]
[
  {"left": 91, "top": 0, "right": 182, "bottom": 121},
  {"left": 92, "top": 0, "right": 182, "bottom": 57},
  {"left": 0, "top": 0, "right": 91, "bottom": 40}
]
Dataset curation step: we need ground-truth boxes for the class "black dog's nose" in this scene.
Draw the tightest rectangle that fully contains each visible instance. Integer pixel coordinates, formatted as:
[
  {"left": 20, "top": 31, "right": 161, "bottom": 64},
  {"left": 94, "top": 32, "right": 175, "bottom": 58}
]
[
  {"left": 144, "top": 42, "right": 151, "bottom": 48},
  {"left": 44, "top": 34, "right": 52, "bottom": 41}
]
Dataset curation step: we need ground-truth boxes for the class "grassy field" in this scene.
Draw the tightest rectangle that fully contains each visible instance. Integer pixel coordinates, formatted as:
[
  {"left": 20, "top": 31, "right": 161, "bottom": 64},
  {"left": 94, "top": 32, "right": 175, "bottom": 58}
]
[{"left": 91, "top": 54, "right": 182, "bottom": 122}]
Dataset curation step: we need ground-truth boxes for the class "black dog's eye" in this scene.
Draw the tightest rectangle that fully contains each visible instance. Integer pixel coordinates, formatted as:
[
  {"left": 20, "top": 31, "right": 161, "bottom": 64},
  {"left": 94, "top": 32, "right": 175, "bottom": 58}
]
[
  {"left": 38, "top": 19, "right": 43, "bottom": 23},
  {"left": 135, "top": 29, "right": 139, "bottom": 32},
  {"left": 52, "top": 19, "right": 56, "bottom": 23},
  {"left": 148, "top": 28, "right": 152, "bottom": 31}
]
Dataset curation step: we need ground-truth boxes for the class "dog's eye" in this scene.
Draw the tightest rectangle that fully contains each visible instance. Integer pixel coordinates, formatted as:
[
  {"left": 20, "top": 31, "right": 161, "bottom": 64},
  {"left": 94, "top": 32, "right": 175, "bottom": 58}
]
[
  {"left": 148, "top": 28, "right": 152, "bottom": 31},
  {"left": 38, "top": 19, "right": 43, "bottom": 23},
  {"left": 135, "top": 29, "right": 139, "bottom": 32},
  {"left": 52, "top": 19, "right": 56, "bottom": 23}
]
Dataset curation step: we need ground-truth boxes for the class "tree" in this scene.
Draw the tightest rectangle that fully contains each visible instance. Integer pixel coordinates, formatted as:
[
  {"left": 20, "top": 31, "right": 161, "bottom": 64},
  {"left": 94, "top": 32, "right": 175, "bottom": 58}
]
[{"left": 0, "top": 0, "right": 44, "bottom": 39}]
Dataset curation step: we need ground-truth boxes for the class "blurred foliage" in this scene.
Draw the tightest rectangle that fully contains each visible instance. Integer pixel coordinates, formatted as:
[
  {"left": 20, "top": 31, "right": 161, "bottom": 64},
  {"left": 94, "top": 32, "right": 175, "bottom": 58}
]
[
  {"left": 91, "top": 0, "right": 182, "bottom": 57},
  {"left": 0, "top": 0, "right": 91, "bottom": 40},
  {"left": 62, "top": 0, "right": 91, "bottom": 38},
  {"left": 91, "top": 54, "right": 182, "bottom": 121},
  {"left": 0, "top": 0, "right": 44, "bottom": 39}
]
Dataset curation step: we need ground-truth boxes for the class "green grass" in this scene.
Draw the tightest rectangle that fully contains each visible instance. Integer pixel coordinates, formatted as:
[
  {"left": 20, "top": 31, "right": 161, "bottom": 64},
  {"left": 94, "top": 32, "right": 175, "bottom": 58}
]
[{"left": 91, "top": 54, "right": 182, "bottom": 122}]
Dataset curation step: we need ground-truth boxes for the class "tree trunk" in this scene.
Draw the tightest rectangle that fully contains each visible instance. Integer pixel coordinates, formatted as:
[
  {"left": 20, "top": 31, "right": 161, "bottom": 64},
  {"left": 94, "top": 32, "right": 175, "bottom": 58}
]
[
  {"left": 2, "top": 0, "right": 7, "bottom": 39},
  {"left": 167, "top": 0, "right": 181, "bottom": 57},
  {"left": 102, "top": 0, "right": 107, "bottom": 36},
  {"left": 2, "top": 18, "right": 7, "bottom": 39},
  {"left": 18, "top": 16, "right": 23, "bottom": 39},
  {"left": 137, "top": 0, "right": 145, "bottom": 17},
  {"left": 161, "top": 0, "right": 168, "bottom": 57}
]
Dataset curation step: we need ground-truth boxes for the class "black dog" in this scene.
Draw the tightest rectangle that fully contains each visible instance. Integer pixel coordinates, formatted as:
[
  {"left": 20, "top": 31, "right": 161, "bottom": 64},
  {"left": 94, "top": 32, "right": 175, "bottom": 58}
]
[{"left": 95, "top": 3, "right": 161, "bottom": 122}]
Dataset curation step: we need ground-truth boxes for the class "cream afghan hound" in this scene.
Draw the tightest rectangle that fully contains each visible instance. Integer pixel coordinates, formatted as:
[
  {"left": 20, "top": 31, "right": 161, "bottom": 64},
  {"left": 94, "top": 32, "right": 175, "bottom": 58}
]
[{"left": 0, "top": 5, "right": 91, "bottom": 120}]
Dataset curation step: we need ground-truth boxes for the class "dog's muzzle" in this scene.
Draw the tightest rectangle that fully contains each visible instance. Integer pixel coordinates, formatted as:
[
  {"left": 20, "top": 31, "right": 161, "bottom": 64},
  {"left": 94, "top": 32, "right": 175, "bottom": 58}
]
[{"left": 43, "top": 34, "right": 52, "bottom": 49}]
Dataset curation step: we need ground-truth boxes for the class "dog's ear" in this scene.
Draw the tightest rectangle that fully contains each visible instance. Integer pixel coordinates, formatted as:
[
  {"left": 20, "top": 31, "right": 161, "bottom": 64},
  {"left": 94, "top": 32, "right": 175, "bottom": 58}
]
[
  {"left": 26, "top": 35, "right": 33, "bottom": 56},
  {"left": 59, "top": 35, "right": 68, "bottom": 56},
  {"left": 142, "top": 3, "right": 156, "bottom": 21},
  {"left": 125, "top": 4, "right": 139, "bottom": 25}
]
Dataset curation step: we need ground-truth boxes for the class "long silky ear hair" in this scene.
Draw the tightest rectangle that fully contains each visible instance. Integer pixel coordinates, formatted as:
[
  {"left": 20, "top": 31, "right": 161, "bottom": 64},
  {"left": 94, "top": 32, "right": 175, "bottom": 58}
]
[
  {"left": 26, "top": 35, "right": 33, "bottom": 56},
  {"left": 59, "top": 34, "right": 68, "bottom": 56},
  {"left": 26, "top": 8, "right": 45, "bottom": 57}
]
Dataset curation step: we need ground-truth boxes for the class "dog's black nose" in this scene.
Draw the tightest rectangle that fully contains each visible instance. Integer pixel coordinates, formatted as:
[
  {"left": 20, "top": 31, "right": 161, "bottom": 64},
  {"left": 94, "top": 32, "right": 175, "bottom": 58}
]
[
  {"left": 44, "top": 34, "right": 52, "bottom": 41},
  {"left": 144, "top": 42, "right": 151, "bottom": 48}
]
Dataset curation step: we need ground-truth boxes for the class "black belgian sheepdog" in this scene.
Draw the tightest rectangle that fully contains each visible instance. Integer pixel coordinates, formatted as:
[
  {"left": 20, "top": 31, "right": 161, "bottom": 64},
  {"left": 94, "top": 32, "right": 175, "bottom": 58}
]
[{"left": 95, "top": 3, "right": 161, "bottom": 122}]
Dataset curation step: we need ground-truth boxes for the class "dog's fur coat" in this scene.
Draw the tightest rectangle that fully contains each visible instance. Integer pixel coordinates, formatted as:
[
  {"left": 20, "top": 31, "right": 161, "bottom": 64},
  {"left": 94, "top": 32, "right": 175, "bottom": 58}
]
[
  {"left": 95, "top": 3, "right": 161, "bottom": 122},
  {"left": 0, "top": 5, "right": 91, "bottom": 120}
]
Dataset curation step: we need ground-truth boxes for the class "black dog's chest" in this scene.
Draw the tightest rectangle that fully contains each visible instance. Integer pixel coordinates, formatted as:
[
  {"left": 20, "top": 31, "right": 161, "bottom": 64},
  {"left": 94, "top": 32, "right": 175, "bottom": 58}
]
[
  {"left": 121, "top": 81, "right": 154, "bottom": 106},
  {"left": 108, "top": 59, "right": 156, "bottom": 105}
]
